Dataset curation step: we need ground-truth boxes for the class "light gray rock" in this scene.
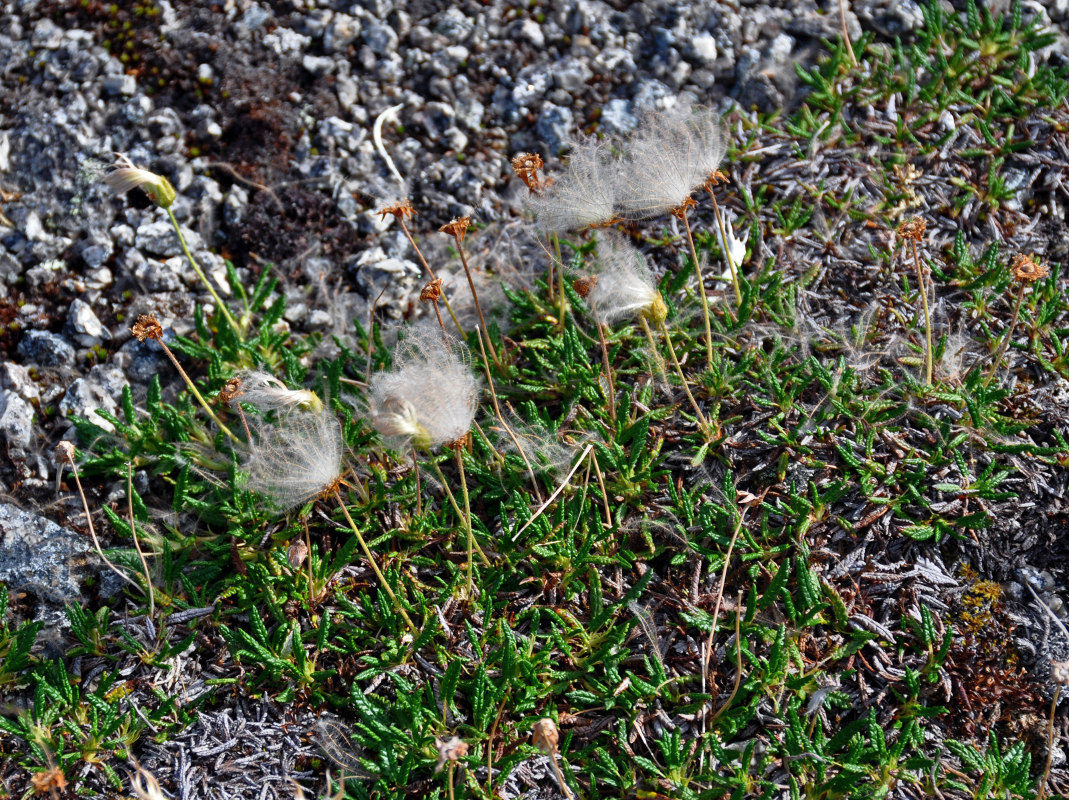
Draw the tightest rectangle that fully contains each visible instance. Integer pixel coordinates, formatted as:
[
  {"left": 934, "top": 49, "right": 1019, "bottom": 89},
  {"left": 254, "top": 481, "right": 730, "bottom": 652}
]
[
  {"left": 536, "top": 104, "right": 574, "bottom": 155},
  {"left": 600, "top": 98, "right": 638, "bottom": 135},
  {"left": 0, "top": 502, "right": 102, "bottom": 626},
  {"left": 102, "top": 73, "right": 137, "bottom": 96},
  {"left": 17, "top": 330, "right": 75, "bottom": 368},
  {"left": 135, "top": 219, "right": 202, "bottom": 258},
  {"left": 516, "top": 19, "right": 545, "bottom": 48},
  {"left": 302, "top": 55, "right": 335, "bottom": 76},
  {"left": 66, "top": 298, "right": 108, "bottom": 346},
  {"left": 0, "top": 362, "right": 39, "bottom": 403},
  {"left": 325, "top": 14, "right": 360, "bottom": 52},
  {"left": 59, "top": 363, "right": 126, "bottom": 431},
  {"left": 0, "top": 391, "right": 33, "bottom": 456},
  {"left": 362, "top": 21, "right": 399, "bottom": 55}
]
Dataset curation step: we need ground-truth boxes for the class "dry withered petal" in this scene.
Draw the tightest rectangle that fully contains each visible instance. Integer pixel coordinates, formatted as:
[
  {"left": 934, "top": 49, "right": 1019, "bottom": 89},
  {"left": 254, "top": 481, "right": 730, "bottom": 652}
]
[
  {"left": 434, "top": 736, "right": 469, "bottom": 773},
  {"left": 131, "top": 314, "right": 164, "bottom": 342},
  {"left": 420, "top": 278, "right": 444, "bottom": 303},
  {"left": 572, "top": 275, "right": 598, "bottom": 298},
  {"left": 219, "top": 376, "right": 244, "bottom": 404},
  {"left": 1010, "top": 253, "right": 1048, "bottom": 283},
  {"left": 31, "top": 766, "right": 68, "bottom": 796},
  {"left": 511, "top": 152, "right": 544, "bottom": 192},
  {"left": 532, "top": 717, "right": 559, "bottom": 755},
  {"left": 378, "top": 200, "right": 415, "bottom": 222},
  {"left": 439, "top": 216, "right": 472, "bottom": 243},
  {"left": 54, "top": 440, "right": 76, "bottom": 466},
  {"left": 669, "top": 195, "right": 699, "bottom": 219},
  {"left": 897, "top": 216, "right": 926, "bottom": 242}
]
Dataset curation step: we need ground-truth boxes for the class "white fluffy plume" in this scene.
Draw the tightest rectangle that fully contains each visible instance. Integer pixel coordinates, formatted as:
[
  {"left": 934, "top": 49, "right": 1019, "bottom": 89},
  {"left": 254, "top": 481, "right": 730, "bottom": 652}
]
[
  {"left": 231, "top": 383, "right": 343, "bottom": 511},
  {"left": 368, "top": 329, "right": 479, "bottom": 450}
]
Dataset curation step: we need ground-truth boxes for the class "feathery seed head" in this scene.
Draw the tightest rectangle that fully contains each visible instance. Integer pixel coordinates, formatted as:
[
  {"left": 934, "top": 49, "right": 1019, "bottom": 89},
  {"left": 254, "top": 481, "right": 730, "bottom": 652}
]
[
  {"left": 229, "top": 370, "right": 324, "bottom": 414},
  {"left": 587, "top": 234, "right": 667, "bottom": 325},
  {"left": 104, "top": 153, "right": 176, "bottom": 209},
  {"left": 528, "top": 139, "right": 618, "bottom": 234},
  {"left": 369, "top": 329, "right": 479, "bottom": 451},
  {"left": 614, "top": 107, "right": 726, "bottom": 219},
  {"left": 234, "top": 379, "right": 343, "bottom": 511},
  {"left": 54, "top": 440, "right": 76, "bottom": 466}
]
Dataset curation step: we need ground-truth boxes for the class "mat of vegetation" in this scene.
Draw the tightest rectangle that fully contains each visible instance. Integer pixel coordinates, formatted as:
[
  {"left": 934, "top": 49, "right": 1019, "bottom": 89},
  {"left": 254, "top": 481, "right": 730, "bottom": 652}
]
[{"left": 3, "top": 2, "right": 1069, "bottom": 799}]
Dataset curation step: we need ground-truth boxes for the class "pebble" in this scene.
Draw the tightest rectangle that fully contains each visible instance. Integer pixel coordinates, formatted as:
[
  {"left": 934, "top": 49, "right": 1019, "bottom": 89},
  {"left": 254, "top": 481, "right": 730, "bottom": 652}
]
[
  {"left": 59, "top": 363, "right": 126, "bottom": 432},
  {"left": 17, "top": 330, "right": 76, "bottom": 368},
  {"left": 66, "top": 298, "right": 108, "bottom": 346},
  {"left": 0, "top": 391, "right": 33, "bottom": 456},
  {"left": 536, "top": 103, "right": 574, "bottom": 155}
]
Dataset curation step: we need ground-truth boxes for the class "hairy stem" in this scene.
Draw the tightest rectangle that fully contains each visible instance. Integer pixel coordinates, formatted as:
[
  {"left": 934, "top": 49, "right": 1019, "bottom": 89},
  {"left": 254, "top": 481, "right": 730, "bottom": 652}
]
[
  {"left": 156, "top": 339, "right": 239, "bottom": 443},
  {"left": 332, "top": 489, "right": 418, "bottom": 634},
  {"left": 167, "top": 208, "right": 242, "bottom": 337},
  {"left": 399, "top": 218, "right": 465, "bottom": 334},
  {"left": 656, "top": 318, "right": 710, "bottom": 432},
  {"left": 455, "top": 239, "right": 500, "bottom": 366},
  {"left": 910, "top": 239, "right": 934, "bottom": 386},
  {"left": 679, "top": 207, "right": 715, "bottom": 370},
  {"left": 707, "top": 190, "right": 742, "bottom": 306},
  {"left": 127, "top": 462, "right": 155, "bottom": 623},
  {"left": 987, "top": 283, "right": 1025, "bottom": 386}
]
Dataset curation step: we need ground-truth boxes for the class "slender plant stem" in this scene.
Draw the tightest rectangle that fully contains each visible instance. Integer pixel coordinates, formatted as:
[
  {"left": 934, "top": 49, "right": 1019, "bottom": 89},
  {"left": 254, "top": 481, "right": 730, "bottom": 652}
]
[
  {"left": 656, "top": 319, "right": 710, "bottom": 431},
  {"left": 447, "top": 763, "right": 455, "bottom": 800},
  {"left": 127, "top": 462, "right": 155, "bottom": 622},
  {"left": 595, "top": 316, "right": 616, "bottom": 424},
  {"left": 65, "top": 457, "right": 140, "bottom": 592},
  {"left": 679, "top": 208, "right": 715, "bottom": 370},
  {"left": 1038, "top": 685, "right": 1061, "bottom": 800},
  {"left": 412, "top": 449, "right": 422, "bottom": 516},
  {"left": 986, "top": 283, "right": 1025, "bottom": 386},
  {"left": 454, "top": 240, "right": 500, "bottom": 366},
  {"left": 332, "top": 489, "right": 418, "bottom": 634},
  {"left": 708, "top": 590, "right": 745, "bottom": 726},
  {"left": 476, "top": 327, "right": 545, "bottom": 504},
  {"left": 910, "top": 239, "right": 934, "bottom": 386},
  {"left": 637, "top": 316, "right": 669, "bottom": 389},
  {"left": 156, "top": 340, "right": 239, "bottom": 443},
  {"left": 304, "top": 517, "right": 315, "bottom": 607},
  {"left": 548, "top": 754, "right": 574, "bottom": 800},
  {"left": 455, "top": 445, "right": 475, "bottom": 600},
  {"left": 398, "top": 218, "right": 465, "bottom": 334},
  {"left": 838, "top": 0, "right": 858, "bottom": 67},
  {"left": 707, "top": 190, "right": 742, "bottom": 305},
  {"left": 430, "top": 460, "right": 492, "bottom": 567},
  {"left": 166, "top": 208, "right": 242, "bottom": 337}
]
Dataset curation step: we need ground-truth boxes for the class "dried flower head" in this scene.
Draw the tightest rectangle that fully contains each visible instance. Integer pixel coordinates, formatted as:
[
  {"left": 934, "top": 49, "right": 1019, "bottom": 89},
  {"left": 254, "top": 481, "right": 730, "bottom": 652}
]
[
  {"left": 54, "top": 440, "right": 76, "bottom": 466},
  {"left": 230, "top": 371, "right": 324, "bottom": 414},
  {"left": 614, "top": 107, "right": 726, "bottom": 219},
  {"left": 235, "top": 386, "right": 344, "bottom": 510},
  {"left": 572, "top": 275, "right": 597, "bottom": 299},
  {"left": 378, "top": 200, "right": 416, "bottom": 222},
  {"left": 528, "top": 139, "right": 618, "bottom": 234},
  {"left": 439, "top": 216, "right": 472, "bottom": 243},
  {"left": 1010, "top": 253, "right": 1048, "bottom": 283},
  {"left": 434, "top": 736, "right": 470, "bottom": 774},
  {"left": 218, "top": 376, "right": 244, "bottom": 404},
  {"left": 131, "top": 314, "right": 164, "bottom": 342},
  {"left": 104, "top": 153, "right": 176, "bottom": 209},
  {"left": 511, "top": 152, "right": 545, "bottom": 192},
  {"left": 368, "top": 329, "right": 479, "bottom": 451},
  {"left": 587, "top": 234, "right": 667, "bottom": 324},
  {"left": 532, "top": 718, "right": 560, "bottom": 755},
  {"left": 31, "top": 766, "right": 68, "bottom": 796},
  {"left": 897, "top": 216, "right": 926, "bottom": 242},
  {"left": 420, "top": 277, "right": 444, "bottom": 303}
]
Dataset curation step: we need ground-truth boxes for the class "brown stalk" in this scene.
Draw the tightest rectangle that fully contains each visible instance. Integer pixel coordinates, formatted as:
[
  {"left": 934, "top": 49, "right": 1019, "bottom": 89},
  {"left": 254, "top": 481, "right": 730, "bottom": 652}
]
[
  {"left": 440, "top": 217, "right": 500, "bottom": 366},
  {"left": 127, "top": 462, "right": 155, "bottom": 623}
]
